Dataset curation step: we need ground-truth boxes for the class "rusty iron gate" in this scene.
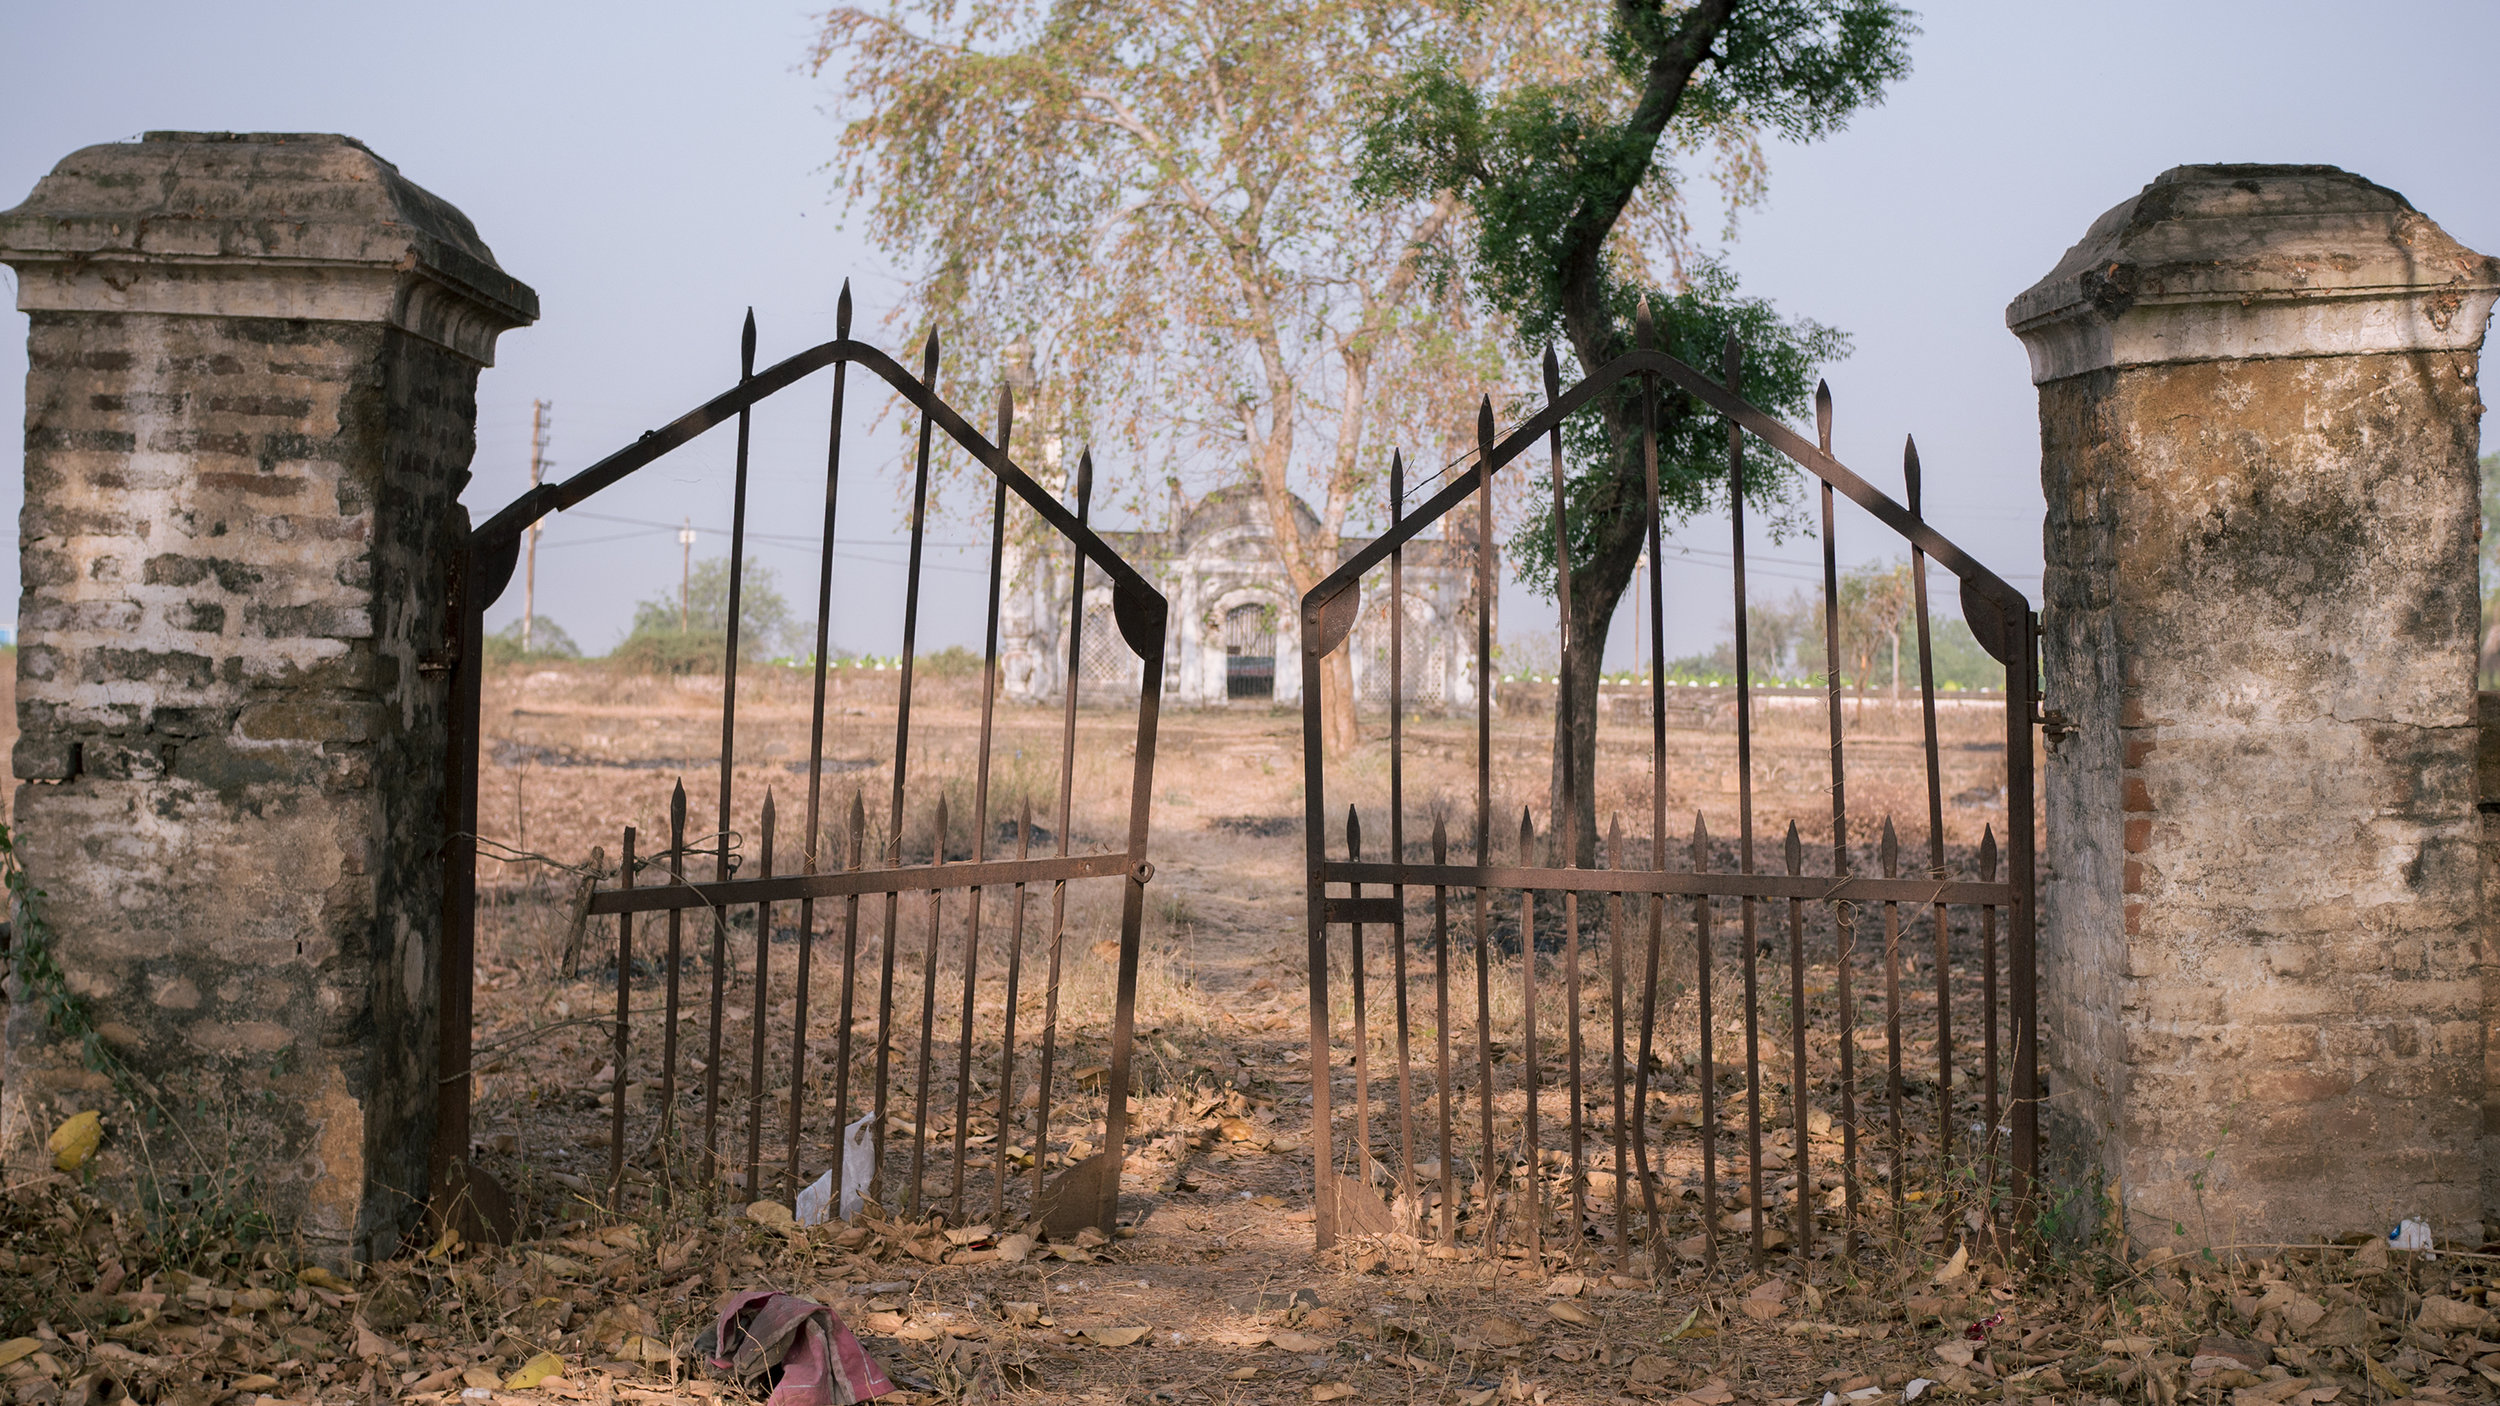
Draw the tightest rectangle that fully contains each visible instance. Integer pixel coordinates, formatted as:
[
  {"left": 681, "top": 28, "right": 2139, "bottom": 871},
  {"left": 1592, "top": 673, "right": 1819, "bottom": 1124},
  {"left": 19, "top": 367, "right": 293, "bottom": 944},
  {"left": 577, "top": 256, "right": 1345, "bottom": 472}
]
[
  {"left": 1299, "top": 326, "right": 2040, "bottom": 1268},
  {"left": 436, "top": 290, "right": 1166, "bottom": 1237}
]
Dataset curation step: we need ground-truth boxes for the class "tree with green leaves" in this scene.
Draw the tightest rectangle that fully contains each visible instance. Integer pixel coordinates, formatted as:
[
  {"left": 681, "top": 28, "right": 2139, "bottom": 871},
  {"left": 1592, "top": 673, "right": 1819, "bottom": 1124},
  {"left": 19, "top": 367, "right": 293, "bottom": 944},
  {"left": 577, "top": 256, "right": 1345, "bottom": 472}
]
[
  {"left": 1358, "top": 0, "right": 1914, "bottom": 860},
  {"left": 809, "top": 0, "right": 1546, "bottom": 751},
  {"left": 614, "top": 556, "right": 801, "bottom": 673}
]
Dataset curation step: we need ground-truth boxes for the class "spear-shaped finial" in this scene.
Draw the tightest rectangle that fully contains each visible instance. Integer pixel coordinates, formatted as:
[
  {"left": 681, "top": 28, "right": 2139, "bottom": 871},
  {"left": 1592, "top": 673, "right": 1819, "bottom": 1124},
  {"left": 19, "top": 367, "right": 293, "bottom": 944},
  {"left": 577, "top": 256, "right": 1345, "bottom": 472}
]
[
  {"left": 996, "top": 384, "right": 1015, "bottom": 455},
  {"left": 1432, "top": 811, "right": 1447, "bottom": 863},
  {"left": 1389, "top": 448, "right": 1404, "bottom": 517},
  {"left": 922, "top": 326, "right": 941, "bottom": 381},
  {"left": 1607, "top": 813, "right": 1622, "bottom": 871},
  {"left": 1784, "top": 819, "right": 1802, "bottom": 876},
  {"left": 1542, "top": 344, "right": 1561, "bottom": 402},
  {"left": 1074, "top": 448, "right": 1095, "bottom": 516},
  {"left": 836, "top": 280, "right": 853, "bottom": 340},
  {"left": 1691, "top": 811, "right": 1710, "bottom": 870},
  {"left": 1519, "top": 805, "right": 1535, "bottom": 863},
  {"left": 1979, "top": 825, "right": 1998, "bottom": 882},
  {"left": 1904, "top": 434, "right": 1922, "bottom": 518},
  {"left": 1477, "top": 396, "right": 1495, "bottom": 456},
  {"left": 741, "top": 308, "right": 757, "bottom": 379},
  {"left": 1723, "top": 327, "right": 1742, "bottom": 387},
  {"left": 671, "top": 778, "right": 688, "bottom": 833},
  {"left": 1346, "top": 803, "right": 1363, "bottom": 861},
  {"left": 1636, "top": 296, "right": 1655, "bottom": 351},
  {"left": 1814, "top": 379, "right": 1833, "bottom": 454},
  {"left": 1880, "top": 815, "right": 1898, "bottom": 878},
  {"left": 934, "top": 795, "right": 949, "bottom": 864}
]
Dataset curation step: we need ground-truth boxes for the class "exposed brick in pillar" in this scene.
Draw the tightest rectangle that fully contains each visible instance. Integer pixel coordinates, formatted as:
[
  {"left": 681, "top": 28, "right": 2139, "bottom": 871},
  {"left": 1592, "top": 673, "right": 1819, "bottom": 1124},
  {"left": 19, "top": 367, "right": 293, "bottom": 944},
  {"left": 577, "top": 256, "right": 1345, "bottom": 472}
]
[
  {"left": 2012, "top": 165, "right": 2499, "bottom": 1249},
  {"left": 0, "top": 133, "right": 534, "bottom": 1262}
]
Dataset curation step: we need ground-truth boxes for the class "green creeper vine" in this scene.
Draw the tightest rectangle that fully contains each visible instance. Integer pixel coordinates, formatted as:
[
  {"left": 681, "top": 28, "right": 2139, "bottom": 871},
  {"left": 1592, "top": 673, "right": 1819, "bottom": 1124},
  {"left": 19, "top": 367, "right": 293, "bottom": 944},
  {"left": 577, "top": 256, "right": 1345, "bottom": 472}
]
[{"left": 2, "top": 822, "right": 141, "bottom": 1107}]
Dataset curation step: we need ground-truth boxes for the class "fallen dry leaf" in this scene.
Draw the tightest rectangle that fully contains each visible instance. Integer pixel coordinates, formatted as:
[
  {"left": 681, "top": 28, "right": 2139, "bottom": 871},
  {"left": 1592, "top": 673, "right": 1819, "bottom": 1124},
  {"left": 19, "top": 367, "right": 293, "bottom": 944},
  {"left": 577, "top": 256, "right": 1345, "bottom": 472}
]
[
  {"left": 1931, "top": 1243, "right": 1969, "bottom": 1285},
  {"left": 353, "top": 1318, "right": 392, "bottom": 1361},
  {"left": 0, "top": 1341, "right": 36, "bottom": 1370},
  {"left": 2420, "top": 1295, "right": 2494, "bottom": 1333},
  {"left": 47, "top": 1112, "right": 100, "bottom": 1173},
  {"left": 1545, "top": 1275, "right": 1585, "bottom": 1298},
  {"left": 1269, "top": 1330, "right": 1335, "bottom": 1353},
  {"left": 1476, "top": 1316, "right": 1536, "bottom": 1348},
  {"left": 1547, "top": 1301, "right": 1599, "bottom": 1327},
  {"left": 504, "top": 1351, "right": 566, "bottom": 1389},
  {"left": 230, "top": 1375, "right": 280, "bottom": 1393},
  {"left": 1628, "top": 1355, "right": 1673, "bottom": 1385},
  {"left": 1312, "top": 1384, "right": 1357, "bottom": 1402},
  {"left": 1085, "top": 1326, "right": 1152, "bottom": 1347},
  {"left": 994, "top": 1233, "right": 1035, "bottom": 1264}
]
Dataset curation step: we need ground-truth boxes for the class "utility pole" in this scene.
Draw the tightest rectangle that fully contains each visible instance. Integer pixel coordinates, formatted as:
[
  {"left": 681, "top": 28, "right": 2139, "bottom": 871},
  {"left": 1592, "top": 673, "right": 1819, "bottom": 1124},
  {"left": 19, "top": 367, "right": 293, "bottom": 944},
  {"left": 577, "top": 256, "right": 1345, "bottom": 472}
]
[
  {"left": 522, "top": 400, "right": 551, "bottom": 653},
  {"left": 679, "top": 519, "right": 697, "bottom": 633}
]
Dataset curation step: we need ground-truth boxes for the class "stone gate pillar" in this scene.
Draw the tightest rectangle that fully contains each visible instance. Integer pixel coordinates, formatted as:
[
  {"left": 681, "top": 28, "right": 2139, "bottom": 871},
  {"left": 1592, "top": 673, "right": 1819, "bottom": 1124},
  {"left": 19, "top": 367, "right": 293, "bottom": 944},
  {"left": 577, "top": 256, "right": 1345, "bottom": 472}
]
[
  {"left": 2011, "top": 164, "right": 2499, "bottom": 1248},
  {"left": 0, "top": 132, "right": 534, "bottom": 1262}
]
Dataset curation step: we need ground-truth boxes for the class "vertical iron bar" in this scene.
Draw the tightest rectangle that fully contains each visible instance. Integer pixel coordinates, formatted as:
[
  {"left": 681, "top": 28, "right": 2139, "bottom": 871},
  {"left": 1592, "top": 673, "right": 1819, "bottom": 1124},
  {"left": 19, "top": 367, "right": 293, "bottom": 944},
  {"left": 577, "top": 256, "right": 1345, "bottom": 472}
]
[
  {"left": 1637, "top": 301, "right": 1671, "bottom": 1272},
  {"left": 1906, "top": 437, "right": 1950, "bottom": 1180},
  {"left": 1518, "top": 807, "right": 1541, "bottom": 1267},
  {"left": 1102, "top": 561, "right": 1167, "bottom": 1232},
  {"left": 1564, "top": 875, "right": 1586, "bottom": 1253},
  {"left": 875, "top": 329, "right": 944, "bottom": 1208},
  {"left": 2008, "top": 615, "right": 2040, "bottom": 1230},
  {"left": 1472, "top": 398, "right": 1497, "bottom": 1249},
  {"left": 1348, "top": 805, "right": 1371, "bottom": 1188},
  {"left": 1432, "top": 815, "right": 1455, "bottom": 1243},
  {"left": 1815, "top": 380, "right": 1860, "bottom": 1254},
  {"left": 1980, "top": 827, "right": 2001, "bottom": 1245},
  {"left": 611, "top": 826, "right": 635, "bottom": 1210},
  {"left": 1035, "top": 450, "right": 1092, "bottom": 1203},
  {"left": 790, "top": 285, "right": 855, "bottom": 1194},
  {"left": 1389, "top": 453, "right": 1415, "bottom": 1220},
  {"left": 832, "top": 792, "right": 865, "bottom": 1191},
  {"left": 432, "top": 548, "right": 483, "bottom": 1229},
  {"left": 910, "top": 800, "right": 947, "bottom": 1216},
  {"left": 950, "top": 385, "right": 1016, "bottom": 1222},
  {"left": 1882, "top": 816, "right": 1903, "bottom": 1244},
  {"left": 662, "top": 784, "right": 687, "bottom": 1196},
  {"left": 1607, "top": 815, "right": 1629, "bottom": 1266},
  {"left": 1786, "top": 823, "right": 1810, "bottom": 1256},
  {"left": 1693, "top": 813, "right": 1715, "bottom": 1273},
  {"left": 706, "top": 311, "right": 761, "bottom": 1193},
  {"left": 746, "top": 793, "right": 776, "bottom": 1201},
  {"left": 994, "top": 798, "right": 1033, "bottom": 1225},
  {"left": 1725, "top": 331, "right": 1765, "bottom": 1270}
]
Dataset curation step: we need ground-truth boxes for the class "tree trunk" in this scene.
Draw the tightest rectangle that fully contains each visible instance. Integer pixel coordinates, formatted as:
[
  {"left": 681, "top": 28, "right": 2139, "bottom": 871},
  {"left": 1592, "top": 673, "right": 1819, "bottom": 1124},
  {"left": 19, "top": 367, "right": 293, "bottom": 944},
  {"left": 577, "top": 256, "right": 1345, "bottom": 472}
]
[
  {"left": 1547, "top": 505, "right": 1645, "bottom": 869},
  {"left": 1321, "top": 648, "right": 1357, "bottom": 755}
]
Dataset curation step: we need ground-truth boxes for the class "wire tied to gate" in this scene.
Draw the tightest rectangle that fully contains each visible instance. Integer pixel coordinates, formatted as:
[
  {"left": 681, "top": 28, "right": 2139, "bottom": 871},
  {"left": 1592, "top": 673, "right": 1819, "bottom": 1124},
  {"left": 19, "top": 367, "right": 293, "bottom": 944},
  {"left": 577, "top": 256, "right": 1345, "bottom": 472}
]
[
  {"left": 624, "top": 831, "right": 746, "bottom": 877},
  {"left": 465, "top": 834, "right": 614, "bottom": 881}
]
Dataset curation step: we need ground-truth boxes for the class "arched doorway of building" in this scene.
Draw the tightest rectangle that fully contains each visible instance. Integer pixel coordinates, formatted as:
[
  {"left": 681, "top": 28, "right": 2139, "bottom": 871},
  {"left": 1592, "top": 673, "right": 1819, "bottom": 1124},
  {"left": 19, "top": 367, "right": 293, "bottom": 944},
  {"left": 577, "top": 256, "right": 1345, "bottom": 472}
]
[{"left": 1223, "top": 601, "right": 1278, "bottom": 701}]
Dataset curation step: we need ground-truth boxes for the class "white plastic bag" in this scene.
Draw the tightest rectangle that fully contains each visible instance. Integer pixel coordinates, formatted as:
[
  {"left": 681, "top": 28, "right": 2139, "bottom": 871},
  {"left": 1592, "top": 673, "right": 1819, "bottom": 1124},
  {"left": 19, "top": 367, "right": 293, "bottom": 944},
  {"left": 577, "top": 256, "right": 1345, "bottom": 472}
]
[
  {"left": 794, "top": 1167, "right": 836, "bottom": 1227},
  {"left": 839, "top": 1112, "right": 875, "bottom": 1221}
]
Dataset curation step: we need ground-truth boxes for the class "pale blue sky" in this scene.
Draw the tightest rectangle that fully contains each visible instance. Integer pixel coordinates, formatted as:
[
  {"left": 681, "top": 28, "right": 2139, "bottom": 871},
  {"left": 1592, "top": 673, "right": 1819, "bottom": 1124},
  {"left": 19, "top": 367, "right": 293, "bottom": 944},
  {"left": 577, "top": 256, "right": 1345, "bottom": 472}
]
[{"left": 2, "top": 0, "right": 2493, "bottom": 664}]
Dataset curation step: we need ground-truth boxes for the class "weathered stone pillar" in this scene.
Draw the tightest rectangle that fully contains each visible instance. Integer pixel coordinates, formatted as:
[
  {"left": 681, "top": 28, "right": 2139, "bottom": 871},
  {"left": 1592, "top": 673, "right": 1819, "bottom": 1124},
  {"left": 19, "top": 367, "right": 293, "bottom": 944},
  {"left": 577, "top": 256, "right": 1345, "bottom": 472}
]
[
  {"left": 2011, "top": 164, "right": 2498, "bottom": 1247},
  {"left": 0, "top": 132, "right": 534, "bottom": 1261}
]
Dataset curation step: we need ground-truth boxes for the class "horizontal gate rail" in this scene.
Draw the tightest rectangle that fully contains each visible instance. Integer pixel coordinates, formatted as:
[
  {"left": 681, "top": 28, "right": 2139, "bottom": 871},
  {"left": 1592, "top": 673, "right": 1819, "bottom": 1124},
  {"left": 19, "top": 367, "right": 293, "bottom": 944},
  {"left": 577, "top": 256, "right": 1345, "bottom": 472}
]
[
  {"left": 585, "top": 853, "right": 1145, "bottom": 913},
  {"left": 1320, "top": 862, "right": 2012, "bottom": 907}
]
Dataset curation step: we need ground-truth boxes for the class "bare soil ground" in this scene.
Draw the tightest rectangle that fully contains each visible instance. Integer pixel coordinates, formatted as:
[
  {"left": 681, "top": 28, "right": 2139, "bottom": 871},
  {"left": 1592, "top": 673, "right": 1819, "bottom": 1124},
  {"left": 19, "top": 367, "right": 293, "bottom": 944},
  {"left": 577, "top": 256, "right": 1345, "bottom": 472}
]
[{"left": 9, "top": 661, "right": 2493, "bottom": 1406}]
